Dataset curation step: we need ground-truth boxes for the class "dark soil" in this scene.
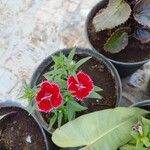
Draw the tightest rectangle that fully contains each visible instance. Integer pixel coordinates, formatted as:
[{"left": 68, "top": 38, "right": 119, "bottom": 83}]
[
  {"left": 37, "top": 54, "right": 117, "bottom": 126},
  {"left": 0, "top": 107, "right": 47, "bottom": 150},
  {"left": 87, "top": 0, "right": 150, "bottom": 63}
]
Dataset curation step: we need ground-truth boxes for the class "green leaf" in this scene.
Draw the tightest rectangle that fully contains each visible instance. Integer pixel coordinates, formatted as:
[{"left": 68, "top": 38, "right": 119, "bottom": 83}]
[
  {"left": 142, "top": 137, "right": 150, "bottom": 147},
  {"left": 49, "top": 114, "right": 57, "bottom": 130},
  {"left": 119, "top": 144, "right": 149, "bottom": 150},
  {"left": 94, "top": 85, "right": 103, "bottom": 92},
  {"left": 131, "top": 130, "right": 140, "bottom": 140},
  {"left": 142, "top": 117, "right": 150, "bottom": 126},
  {"left": 93, "top": 0, "right": 131, "bottom": 31},
  {"left": 133, "top": 0, "right": 150, "bottom": 28},
  {"left": 68, "top": 48, "right": 76, "bottom": 61},
  {"left": 75, "top": 57, "right": 91, "bottom": 70},
  {"left": 52, "top": 107, "right": 147, "bottom": 149},
  {"left": 104, "top": 28, "right": 129, "bottom": 53},
  {"left": 58, "top": 111, "right": 63, "bottom": 128},
  {"left": 66, "top": 104, "right": 75, "bottom": 121},
  {"left": 69, "top": 100, "right": 87, "bottom": 112},
  {"left": 88, "top": 91, "right": 102, "bottom": 99}
]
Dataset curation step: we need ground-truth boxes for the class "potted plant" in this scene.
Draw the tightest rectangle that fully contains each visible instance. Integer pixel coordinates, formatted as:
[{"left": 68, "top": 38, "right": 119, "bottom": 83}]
[
  {"left": 24, "top": 48, "right": 122, "bottom": 133},
  {"left": 86, "top": 0, "right": 150, "bottom": 77},
  {"left": 0, "top": 100, "right": 49, "bottom": 150},
  {"left": 52, "top": 107, "right": 150, "bottom": 149}
]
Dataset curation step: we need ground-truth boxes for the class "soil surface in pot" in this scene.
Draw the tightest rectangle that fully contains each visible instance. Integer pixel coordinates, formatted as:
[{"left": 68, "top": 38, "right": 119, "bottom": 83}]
[
  {"left": 87, "top": 1, "right": 150, "bottom": 63},
  {"left": 0, "top": 107, "right": 47, "bottom": 150},
  {"left": 36, "top": 54, "right": 117, "bottom": 125}
]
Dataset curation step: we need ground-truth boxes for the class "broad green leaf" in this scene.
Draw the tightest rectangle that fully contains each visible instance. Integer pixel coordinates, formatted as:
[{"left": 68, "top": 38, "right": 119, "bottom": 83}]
[
  {"left": 52, "top": 107, "right": 147, "bottom": 149},
  {"left": 49, "top": 114, "right": 57, "bottom": 130},
  {"left": 0, "top": 112, "right": 17, "bottom": 121},
  {"left": 75, "top": 57, "right": 91, "bottom": 70},
  {"left": 58, "top": 111, "right": 63, "bottom": 128},
  {"left": 93, "top": 0, "right": 131, "bottom": 31},
  {"left": 68, "top": 48, "right": 76, "bottom": 61},
  {"left": 133, "top": 0, "right": 150, "bottom": 28},
  {"left": 142, "top": 117, "right": 150, "bottom": 126},
  {"left": 88, "top": 91, "right": 102, "bottom": 99},
  {"left": 119, "top": 144, "right": 149, "bottom": 150},
  {"left": 94, "top": 86, "right": 103, "bottom": 92},
  {"left": 104, "top": 28, "right": 129, "bottom": 53}
]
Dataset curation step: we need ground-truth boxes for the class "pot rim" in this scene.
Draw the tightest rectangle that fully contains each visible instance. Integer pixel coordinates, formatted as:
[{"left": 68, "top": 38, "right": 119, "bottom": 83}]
[
  {"left": 85, "top": 0, "right": 150, "bottom": 65},
  {"left": 0, "top": 100, "right": 49, "bottom": 150},
  {"left": 30, "top": 47, "right": 122, "bottom": 134},
  {"left": 131, "top": 100, "right": 150, "bottom": 107}
]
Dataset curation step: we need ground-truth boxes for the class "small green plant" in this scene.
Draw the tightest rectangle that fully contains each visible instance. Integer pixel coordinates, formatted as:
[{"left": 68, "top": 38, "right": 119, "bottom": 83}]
[
  {"left": 23, "top": 49, "right": 102, "bottom": 129},
  {"left": 120, "top": 115, "right": 150, "bottom": 150},
  {"left": 93, "top": 0, "right": 150, "bottom": 53}
]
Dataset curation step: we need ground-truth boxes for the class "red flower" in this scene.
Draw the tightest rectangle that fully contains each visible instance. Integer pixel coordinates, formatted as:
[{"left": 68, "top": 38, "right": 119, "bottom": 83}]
[
  {"left": 67, "top": 72, "right": 94, "bottom": 100},
  {"left": 35, "top": 81, "right": 63, "bottom": 112}
]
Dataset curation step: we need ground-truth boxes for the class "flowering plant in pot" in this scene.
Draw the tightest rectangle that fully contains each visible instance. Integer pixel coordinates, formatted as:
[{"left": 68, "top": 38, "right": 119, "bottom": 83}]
[
  {"left": 0, "top": 100, "right": 49, "bottom": 150},
  {"left": 86, "top": 0, "right": 150, "bottom": 77},
  {"left": 23, "top": 48, "right": 121, "bottom": 133}
]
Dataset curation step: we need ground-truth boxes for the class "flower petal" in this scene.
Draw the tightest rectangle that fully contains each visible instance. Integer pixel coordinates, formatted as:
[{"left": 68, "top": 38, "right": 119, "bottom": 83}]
[
  {"left": 37, "top": 99, "right": 52, "bottom": 113},
  {"left": 67, "top": 76, "right": 78, "bottom": 92},
  {"left": 77, "top": 71, "right": 94, "bottom": 91},
  {"left": 51, "top": 94, "right": 63, "bottom": 108}
]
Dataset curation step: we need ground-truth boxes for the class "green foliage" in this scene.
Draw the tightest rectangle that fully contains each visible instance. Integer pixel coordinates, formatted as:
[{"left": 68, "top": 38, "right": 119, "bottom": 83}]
[
  {"left": 93, "top": 0, "right": 150, "bottom": 54},
  {"left": 104, "top": 28, "right": 129, "bottom": 53},
  {"left": 22, "top": 82, "right": 38, "bottom": 102},
  {"left": 24, "top": 49, "right": 102, "bottom": 130},
  {"left": 93, "top": 0, "right": 131, "bottom": 32},
  {"left": 52, "top": 107, "right": 148, "bottom": 149},
  {"left": 120, "top": 116, "right": 150, "bottom": 149}
]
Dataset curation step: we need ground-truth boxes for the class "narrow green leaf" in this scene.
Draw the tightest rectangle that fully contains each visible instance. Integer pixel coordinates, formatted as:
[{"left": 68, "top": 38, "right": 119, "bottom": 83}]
[
  {"left": 104, "top": 28, "right": 129, "bottom": 53},
  {"left": 58, "top": 111, "right": 63, "bottom": 128},
  {"left": 94, "top": 86, "right": 103, "bottom": 92},
  {"left": 69, "top": 100, "right": 87, "bottom": 111},
  {"left": 93, "top": 0, "right": 131, "bottom": 31},
  {"left": 49, "top": 114, "right": 57, "bottom": 130},
  {"left": 68, "top": 48, "right": 76, "bottom": 61},
  {"left": 88, "top": 91, "right": 102, "bottom": 99},
  {"left": 66, "top": 106, "right": 75, "bottom": 121},
  {"left": 75, "top": 57, "right": 91, "bottom": 70}
]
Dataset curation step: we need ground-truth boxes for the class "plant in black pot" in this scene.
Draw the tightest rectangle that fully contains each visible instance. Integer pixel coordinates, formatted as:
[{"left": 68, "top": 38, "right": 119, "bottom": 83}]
[
  {"left": 86, "top": 0, "right": 150, "bottom": 77},
  {"left": 0, "top": 100, "right": 49, "bottom": 150},
  {"left": 23, "top": 48, "right": 122, "bottom": 134}
]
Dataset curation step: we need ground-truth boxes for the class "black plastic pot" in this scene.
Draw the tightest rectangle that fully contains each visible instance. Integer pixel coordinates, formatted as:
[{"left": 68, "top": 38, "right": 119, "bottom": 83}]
[
  {"left": 131, "top": 100, "right": 150, "bottom": 111},
  {"left": 30, "top": 47, "right": 122, "bottom": 134},
  {"left": 85, "top": 0, "right": 150, "bottom": 78},
  {"left": 0, "top": 100, "right": 49, "bottom": 150}
]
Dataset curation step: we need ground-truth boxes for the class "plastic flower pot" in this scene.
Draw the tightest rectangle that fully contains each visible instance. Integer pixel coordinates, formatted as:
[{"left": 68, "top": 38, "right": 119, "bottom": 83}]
[
  {"left": 30, "top": 47, "right": 122, "bottom": 135},
  {"left": 131, "top": 100, "right": 150, "bottom": 111},
  {"left": 0, "top": 100, "right": 49, "bottom": 150},
  {"left": 85, "top": 0, "right": 150, "bottom": 78}
]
